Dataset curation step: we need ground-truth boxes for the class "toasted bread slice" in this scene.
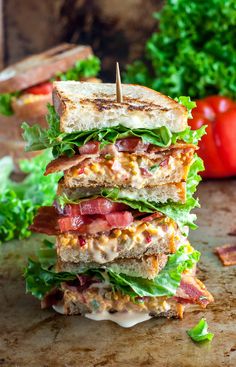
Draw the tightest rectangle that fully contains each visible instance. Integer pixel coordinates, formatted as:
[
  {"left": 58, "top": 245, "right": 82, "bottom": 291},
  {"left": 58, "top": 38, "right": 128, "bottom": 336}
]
[
  {"left": 57, "top": 254, "right": 168, "bottom": 280},
  {"left": 52, "top": 81, "right": 188, "bottom": 133},
  {"left": 0, "top": 44, "right": 92, "bottom": 93},
  {"left": 57, "top": 178, "right": 186, "bottom": 204}
]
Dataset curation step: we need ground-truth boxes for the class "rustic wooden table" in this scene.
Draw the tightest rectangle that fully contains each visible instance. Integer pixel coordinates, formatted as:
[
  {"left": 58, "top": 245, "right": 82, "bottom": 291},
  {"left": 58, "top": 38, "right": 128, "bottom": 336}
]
[{"left": 0, "top": 180, "right": 236, "bottom": 367}]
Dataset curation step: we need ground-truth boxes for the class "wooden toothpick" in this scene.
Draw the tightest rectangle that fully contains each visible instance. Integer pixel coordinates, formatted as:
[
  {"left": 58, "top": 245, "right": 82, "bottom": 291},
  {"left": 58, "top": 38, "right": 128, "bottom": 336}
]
[{"left": 116, "top": 62, "right": 123, "bottom": 103}]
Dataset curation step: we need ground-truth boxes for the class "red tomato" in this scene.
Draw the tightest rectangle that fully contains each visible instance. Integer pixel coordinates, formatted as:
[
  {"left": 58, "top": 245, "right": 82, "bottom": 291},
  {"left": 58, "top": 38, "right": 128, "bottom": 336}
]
[
  {"left": 189, "top": 96, "right": 236, "bottom": 178},
  {"left": 214, "top": 109, "right": 236, "bottom": 172},
  {"left": 24, "top": 81, "right": 53, "bottom": 95}
]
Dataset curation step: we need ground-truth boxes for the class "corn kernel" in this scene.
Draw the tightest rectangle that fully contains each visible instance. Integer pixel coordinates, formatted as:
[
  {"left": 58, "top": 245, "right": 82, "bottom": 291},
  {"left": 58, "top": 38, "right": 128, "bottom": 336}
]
[
  {"left": 147, "top": 228, "right": 158, "bottom": 235},
  {"left": 129, "top": 161, "right": 136, "bottom": 168},
  {"left": 100, "top": 236, "right": 109, "bottom": 245},
  {"left": 113, "top": 229, "right": 122, "bottom": 238},
  {"left": 135, "top": 235, "right": 142, "bottom": 243},
  {"left": 90, "top": 163, "right": 100, "bottom": 173}
]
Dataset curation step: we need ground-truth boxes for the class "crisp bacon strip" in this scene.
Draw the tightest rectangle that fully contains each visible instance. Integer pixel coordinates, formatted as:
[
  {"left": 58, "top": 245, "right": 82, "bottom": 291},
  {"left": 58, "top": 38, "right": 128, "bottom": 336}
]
[
  {"left": 30, "top": 206, "right": 60, "bottom": 235},
  {"left": 175, "top": 276, "right": 214, "bottom": 307},
  {"left": 215, "top": 244, "right": 236, "bottom": 266},
  {"left": 45, "top": 155, "right": 88, "bottom": 175}
]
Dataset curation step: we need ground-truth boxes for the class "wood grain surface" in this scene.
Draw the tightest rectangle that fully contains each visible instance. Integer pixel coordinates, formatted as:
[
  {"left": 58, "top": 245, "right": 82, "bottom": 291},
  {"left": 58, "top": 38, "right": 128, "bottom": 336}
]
[{"left": 0, "top": 180, "right": 236, "bottom": 367}]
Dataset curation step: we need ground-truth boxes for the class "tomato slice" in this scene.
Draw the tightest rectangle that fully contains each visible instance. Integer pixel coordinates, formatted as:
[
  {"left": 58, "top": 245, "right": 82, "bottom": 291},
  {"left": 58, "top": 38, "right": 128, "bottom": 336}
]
[{"left": 24, "top": 81, "right": 53, "bottom": 95}]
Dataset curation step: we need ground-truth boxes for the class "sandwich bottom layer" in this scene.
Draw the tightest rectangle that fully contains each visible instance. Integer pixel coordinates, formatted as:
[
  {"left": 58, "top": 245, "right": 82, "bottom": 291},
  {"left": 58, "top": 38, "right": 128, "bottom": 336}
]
[{"left": 44, "top": 275, "right": 213, "bottom": 327}]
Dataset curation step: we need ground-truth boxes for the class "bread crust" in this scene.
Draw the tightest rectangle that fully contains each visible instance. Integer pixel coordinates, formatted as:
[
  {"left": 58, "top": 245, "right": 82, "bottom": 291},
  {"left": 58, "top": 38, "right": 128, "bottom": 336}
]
[
  {"left": 56, "top": 253, "right": 168, "bottom": 280},
  {"left": 0, "top": 44, "right": 93, "bottom": 93}
]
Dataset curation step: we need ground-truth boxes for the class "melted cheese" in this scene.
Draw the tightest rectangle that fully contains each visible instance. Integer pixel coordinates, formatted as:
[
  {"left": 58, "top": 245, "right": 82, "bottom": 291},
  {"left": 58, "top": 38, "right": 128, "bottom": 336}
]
[{"left": 85, "top": 311, "right": 152, "bottom": 327}]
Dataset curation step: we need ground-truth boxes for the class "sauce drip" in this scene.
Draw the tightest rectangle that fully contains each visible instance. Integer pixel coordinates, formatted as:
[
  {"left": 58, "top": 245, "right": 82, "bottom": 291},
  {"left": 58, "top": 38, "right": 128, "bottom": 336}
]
[{"left": 85, "top": 311, "right": 152, "bottom": 328}]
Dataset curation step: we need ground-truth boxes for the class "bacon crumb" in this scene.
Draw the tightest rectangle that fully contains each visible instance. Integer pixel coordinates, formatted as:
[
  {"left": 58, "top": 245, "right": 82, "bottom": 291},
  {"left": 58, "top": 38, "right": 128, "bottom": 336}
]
[{"left": 215, "top": 244, "right": 236, "bottom": 266}]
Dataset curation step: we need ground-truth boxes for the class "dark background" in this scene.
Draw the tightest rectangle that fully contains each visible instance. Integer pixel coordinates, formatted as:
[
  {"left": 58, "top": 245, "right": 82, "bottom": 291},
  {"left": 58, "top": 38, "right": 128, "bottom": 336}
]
[{"left": 2, "top": 0, "right": 163, "bottom": 81}]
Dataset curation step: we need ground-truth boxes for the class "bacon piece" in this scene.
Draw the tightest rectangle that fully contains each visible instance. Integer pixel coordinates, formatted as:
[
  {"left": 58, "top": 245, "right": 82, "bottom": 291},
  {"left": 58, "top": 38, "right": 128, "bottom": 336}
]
[
  {"left": 105, "top": 211, "right": 133, "bottom": 228},
  {"left": 115, "top": 138, "right": 148, "bottom": 152},
  {"left": 140, "top": 167, "right": 152, "bottom": 177},
  {"left": 30, "top": 206, "right": 60, "bottom": 235},
  {"left": 64, "top": 198, "right": 128, "bottom": 216},
  {"left": 45, "top": 155, "right": 88, "bottom": 175},
  {"left": 175, "top": 276, "right": 214, "bottom": 307},
  {"left": 79, "top": 141, "right": 100, "bottom": 155},
  {"left": 215, "top": 244, "right": 236, "bottom": 266},
  {"left": 140, "top": 212, "right": 163, "bottom": 222},
  {"left": 159, "top": 157, "right": 170, "bottom": 167}
]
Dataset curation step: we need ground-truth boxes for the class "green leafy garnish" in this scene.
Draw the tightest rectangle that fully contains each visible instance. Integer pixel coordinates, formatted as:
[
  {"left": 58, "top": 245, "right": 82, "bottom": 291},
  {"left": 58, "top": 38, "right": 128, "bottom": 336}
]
[
  {"left": 149, "top": 164, "right": 159, "bottom": 172},
  {"left": 175, "top": 97, "right": 196, "bottom": 119},
  {"left": 25, "top": 259, "right": 76, "bottom": 299},
  {"left": 25, "top": 243, "right": 199, "bottom": 300},
  {"left": 55, "top": 55, "right": 101, "bottom": 81},
  {"left": 187, "top": 319, "right": 214, "bottom": 342},
  {"left": 22, "top": 104, "right": 204, "bottom": 158},
  {"left": 124, "top": 0, "right": 236, "bottom": 99},
  {"left": 0, "top": 150, "right": 62, "bottom": 243},
  {"left": 0, "top": 93, "right": 17, "bottom": 116}
]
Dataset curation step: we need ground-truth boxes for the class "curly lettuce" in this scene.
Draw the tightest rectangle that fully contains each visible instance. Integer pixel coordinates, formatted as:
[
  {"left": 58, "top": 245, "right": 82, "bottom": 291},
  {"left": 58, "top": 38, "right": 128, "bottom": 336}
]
[{"left": 0, "top": 150, "right": 62, "bottom": 243}]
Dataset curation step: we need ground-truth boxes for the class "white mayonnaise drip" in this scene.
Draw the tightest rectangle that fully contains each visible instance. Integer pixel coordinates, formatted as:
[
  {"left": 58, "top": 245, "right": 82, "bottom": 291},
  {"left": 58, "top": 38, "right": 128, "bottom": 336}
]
[
  {"left": 52, "top": 303, "right": 65, "bottom": 314},
  {"left": 85, "top": 311, "right": 152, "bottom": 328}
]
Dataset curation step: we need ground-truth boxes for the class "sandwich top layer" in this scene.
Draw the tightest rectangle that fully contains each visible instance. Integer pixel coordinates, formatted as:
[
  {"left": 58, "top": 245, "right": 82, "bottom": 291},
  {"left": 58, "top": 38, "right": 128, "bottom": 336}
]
[{"left": 52, "top": 82, "right": 189, "bottom": 133}]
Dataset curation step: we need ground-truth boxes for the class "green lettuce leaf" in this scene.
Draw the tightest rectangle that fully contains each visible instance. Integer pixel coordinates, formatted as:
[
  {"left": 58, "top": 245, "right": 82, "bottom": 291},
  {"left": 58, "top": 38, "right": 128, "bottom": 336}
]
[
  {"left": 25, "top": 259, "right": 76, "bottom": 299},
  {"left": 174, "top": 96, "right": 196, "bottom": 119},
  {"left": 0, "top": 93, "right": 15, "bottom": 116},
  {"left": 0, "top": 150, "right": 62, "bottom": 243},
  {"left": 108, "top": 246, "right": 200, "bottom": 297},
  {"left": 22, "top": 104, "right": 205, "bottom": 158},
  {"left": 25, "top": 243, "right": 199, "bottom": 300},
  {"left": 54, "top": 55, "right": 101, "bottom": 81},
  {"left": 187, "top": 319, "right": 214, "bottom": 342}
]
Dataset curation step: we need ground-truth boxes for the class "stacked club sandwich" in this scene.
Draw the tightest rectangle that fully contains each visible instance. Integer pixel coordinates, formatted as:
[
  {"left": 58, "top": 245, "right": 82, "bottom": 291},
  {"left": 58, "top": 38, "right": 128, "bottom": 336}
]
[{"left": 23, "top": 81, "right": 213, "bottom": 327}]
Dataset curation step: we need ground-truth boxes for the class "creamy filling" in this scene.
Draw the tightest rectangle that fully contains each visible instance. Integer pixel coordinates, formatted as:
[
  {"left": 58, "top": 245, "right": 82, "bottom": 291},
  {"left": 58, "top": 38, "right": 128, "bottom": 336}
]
[
  {"left": 58, "top": 218, "right": 187, "bottom": 264},
  {"left": 67, "top": 149, "right": 194, "bottom": 188}
]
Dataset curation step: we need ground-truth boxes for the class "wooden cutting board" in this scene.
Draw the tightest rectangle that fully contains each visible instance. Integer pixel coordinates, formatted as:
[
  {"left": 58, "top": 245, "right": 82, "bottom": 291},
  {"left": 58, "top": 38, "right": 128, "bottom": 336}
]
[{"left": 0, "top": 180, "right": 236, "bottom": 367}]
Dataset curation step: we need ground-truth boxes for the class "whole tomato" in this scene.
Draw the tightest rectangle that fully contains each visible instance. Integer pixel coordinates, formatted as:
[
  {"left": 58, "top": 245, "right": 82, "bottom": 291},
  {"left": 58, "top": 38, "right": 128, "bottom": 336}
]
[{"left": 189, "top": 96, "right": 236, "bottom": 178}]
